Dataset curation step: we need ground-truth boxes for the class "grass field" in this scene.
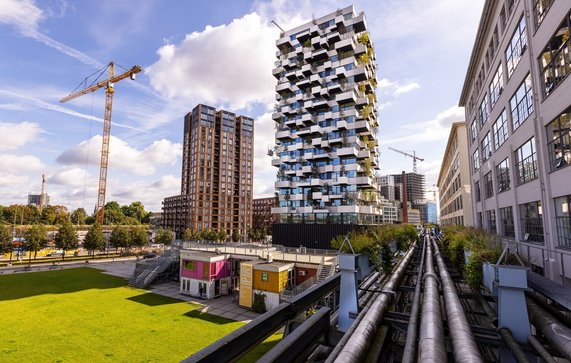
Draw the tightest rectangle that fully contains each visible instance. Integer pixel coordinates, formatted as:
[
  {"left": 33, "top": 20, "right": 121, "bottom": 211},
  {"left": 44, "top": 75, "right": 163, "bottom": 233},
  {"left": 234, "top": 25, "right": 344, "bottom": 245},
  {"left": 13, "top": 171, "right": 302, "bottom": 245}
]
[{"left": 0, "top": 268, "right": 280, "bottom": 362}]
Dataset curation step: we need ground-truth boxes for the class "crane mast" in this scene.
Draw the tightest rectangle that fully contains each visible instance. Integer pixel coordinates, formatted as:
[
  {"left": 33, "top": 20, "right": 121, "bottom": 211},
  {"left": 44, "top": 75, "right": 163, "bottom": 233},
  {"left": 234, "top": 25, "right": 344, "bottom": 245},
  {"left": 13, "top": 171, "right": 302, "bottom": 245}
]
[
  {"left": 39, "top": 174, "right": 46, "bottom": 212},
  {"left": 388, "top": 147, "right": 424, "bottom": 173},
  {"left": 60, "top": 62, "right": 141, "bottom": 224}
]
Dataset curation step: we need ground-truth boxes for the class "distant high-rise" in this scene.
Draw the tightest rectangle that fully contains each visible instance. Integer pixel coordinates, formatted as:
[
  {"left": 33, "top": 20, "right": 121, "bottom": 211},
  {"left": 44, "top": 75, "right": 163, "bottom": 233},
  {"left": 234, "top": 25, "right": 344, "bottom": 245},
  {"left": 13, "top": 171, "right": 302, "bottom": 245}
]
[
  {"left": 392, "top": 173, "right": 425, "bottom": 204},
  {"left": 270, "top": 6, "right": 381, "bottom": 248},
  {"left": 162, "top": 104, "right": 254, "bottom": 239}
]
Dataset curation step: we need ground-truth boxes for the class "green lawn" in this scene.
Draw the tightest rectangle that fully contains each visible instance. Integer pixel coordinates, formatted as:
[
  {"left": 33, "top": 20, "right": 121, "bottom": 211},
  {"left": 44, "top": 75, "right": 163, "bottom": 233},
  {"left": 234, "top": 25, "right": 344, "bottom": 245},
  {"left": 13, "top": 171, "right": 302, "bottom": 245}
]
[{"left": 0, "top": 268, "right": 279, "bottom": 362}]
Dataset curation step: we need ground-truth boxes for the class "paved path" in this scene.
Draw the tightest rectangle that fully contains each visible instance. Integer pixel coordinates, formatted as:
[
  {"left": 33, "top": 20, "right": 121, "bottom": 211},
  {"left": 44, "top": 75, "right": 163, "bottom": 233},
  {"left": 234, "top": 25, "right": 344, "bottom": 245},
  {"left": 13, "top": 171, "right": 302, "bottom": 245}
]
[{"left": 91, "top": 261, "right": 260, "bottom": 323}]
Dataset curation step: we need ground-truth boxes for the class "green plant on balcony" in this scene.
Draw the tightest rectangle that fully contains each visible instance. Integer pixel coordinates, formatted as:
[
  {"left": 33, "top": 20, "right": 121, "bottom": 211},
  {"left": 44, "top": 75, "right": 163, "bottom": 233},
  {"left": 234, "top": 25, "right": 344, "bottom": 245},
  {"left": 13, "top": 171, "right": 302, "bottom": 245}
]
[
  {"left": 367, "top": 92, "right": 377, "bottom": 103},
  {"left": 340, "top": 163, "right": 346, "bottom": 177},
  {"left": 370, "top": 78, "right": 378, "bottom": 88},
  {"left": 358, "top": 82, "right": 367, "bottom": 94},
  {"left": 357, "top": 32, "right": 370, "bottom": 45},
  {"left": 311, "top": 164, "right": 319, "bottom": 178},
  {"left": 302, "top": 39, "right": 311, "bottom": 48},
  {"left": 361, "top": 158, "right": 373, "bottom": 177},
  {"left": 357, "top": 53, "right": 370, "bottom": 65},
  {"left": 362, "top": 105, "right": 372, "bottom": 118}
]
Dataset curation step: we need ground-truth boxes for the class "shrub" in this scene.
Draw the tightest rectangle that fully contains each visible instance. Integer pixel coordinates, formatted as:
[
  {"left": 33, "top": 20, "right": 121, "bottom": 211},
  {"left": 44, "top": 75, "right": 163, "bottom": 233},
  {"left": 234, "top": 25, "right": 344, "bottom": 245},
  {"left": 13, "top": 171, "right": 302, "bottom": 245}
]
[{"left": 252, "top": 292, "right": 266, "bottom": 313}]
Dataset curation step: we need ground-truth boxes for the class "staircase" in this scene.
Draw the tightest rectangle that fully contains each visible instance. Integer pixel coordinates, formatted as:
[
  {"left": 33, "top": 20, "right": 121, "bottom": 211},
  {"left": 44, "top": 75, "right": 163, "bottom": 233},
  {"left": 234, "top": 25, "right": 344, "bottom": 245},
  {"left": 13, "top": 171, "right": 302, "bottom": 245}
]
[
  {"left": 316, "top": 263, "right": 334, "bottom": 283},
  {"left": 129, "top": 248, "right": 179, "bottom": 289}
]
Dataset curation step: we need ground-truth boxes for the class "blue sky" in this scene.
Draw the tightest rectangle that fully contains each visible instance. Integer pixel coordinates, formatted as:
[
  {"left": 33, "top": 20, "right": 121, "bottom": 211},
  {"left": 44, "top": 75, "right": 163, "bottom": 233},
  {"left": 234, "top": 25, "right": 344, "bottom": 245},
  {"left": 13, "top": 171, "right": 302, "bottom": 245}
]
[{"left": 0, "top": 0, "right": 484, "bottom": 212}]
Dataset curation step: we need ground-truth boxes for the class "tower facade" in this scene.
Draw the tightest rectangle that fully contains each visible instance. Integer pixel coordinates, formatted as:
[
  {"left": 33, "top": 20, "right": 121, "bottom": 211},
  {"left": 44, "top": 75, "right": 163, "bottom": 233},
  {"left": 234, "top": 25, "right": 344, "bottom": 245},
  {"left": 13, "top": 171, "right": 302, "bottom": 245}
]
[
  {"left": 162, "top": 104, "right": 254, "bottom": 240},
  {"left": 271, "top": 6, "right": 381, "bottom": 228}
]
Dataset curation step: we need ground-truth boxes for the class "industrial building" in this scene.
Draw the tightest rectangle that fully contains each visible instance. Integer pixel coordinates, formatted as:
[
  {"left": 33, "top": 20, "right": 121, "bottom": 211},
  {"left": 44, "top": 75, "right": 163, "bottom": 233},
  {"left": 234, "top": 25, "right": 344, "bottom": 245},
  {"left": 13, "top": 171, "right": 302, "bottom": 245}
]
[
  {"left": 459, "top": 0, "right": 571, "bottom": 284},
  {"left": 437, "top": 122, "right": 475, "bottom": 226},
  {"left": 162, "top": 104, "right": 254, "bottom": 239},
  {"left": 270, "top": 6, "right": 381, "bottom": 248}
]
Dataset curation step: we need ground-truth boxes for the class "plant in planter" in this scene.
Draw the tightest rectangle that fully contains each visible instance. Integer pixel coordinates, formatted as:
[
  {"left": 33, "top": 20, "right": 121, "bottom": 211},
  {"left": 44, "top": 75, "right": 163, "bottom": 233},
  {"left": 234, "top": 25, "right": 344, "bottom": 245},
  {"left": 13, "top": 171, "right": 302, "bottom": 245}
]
[{"left": 252, "top": 292, "right": 267, "bottom": 313}]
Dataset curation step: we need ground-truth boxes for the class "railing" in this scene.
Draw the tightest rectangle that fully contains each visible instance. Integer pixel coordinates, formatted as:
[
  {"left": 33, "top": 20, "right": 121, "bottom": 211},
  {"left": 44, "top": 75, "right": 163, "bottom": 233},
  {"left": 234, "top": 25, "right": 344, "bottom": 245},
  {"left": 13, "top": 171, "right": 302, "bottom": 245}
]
[{"left": 281, "top": 276, "right": 317, "bottom": 301}]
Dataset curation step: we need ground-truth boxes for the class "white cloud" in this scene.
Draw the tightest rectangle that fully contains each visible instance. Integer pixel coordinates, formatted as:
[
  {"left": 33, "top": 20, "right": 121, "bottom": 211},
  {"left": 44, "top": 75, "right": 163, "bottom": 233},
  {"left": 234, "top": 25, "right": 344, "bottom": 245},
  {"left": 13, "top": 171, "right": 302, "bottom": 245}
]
[
  {"left": 151, "top": 174, "right": 180, "bottom": 190},
  {"left": 252, "top": 112, "right": 278, "bottom": 197},
  {"left": 56, "top": 135, "right": 181, "bottom": 176},
  {"left": 146, "top": 12, "right": 278, "bottom": 110},
  {"left": 48, "top": 167, "right": 90, "bottom": 187},
  {"left": 0, "top": 121, "right": 42, "bottom": 150},
  {"left": 110, "top": 175, "right": 181, "bottom": 211},
  {"left": 0, "top": 154, "right": 44, "bottom": 172},
  {"left": 393, "top": 82, "right": 420, "bottom": 97}
]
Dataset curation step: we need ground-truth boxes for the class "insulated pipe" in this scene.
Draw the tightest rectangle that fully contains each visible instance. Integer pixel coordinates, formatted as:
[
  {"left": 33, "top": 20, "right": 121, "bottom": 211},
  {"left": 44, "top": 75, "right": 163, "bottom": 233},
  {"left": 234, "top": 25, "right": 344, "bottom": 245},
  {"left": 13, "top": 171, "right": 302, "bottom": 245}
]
[
  {"left": 527, "top": 335, "right": 557, "bottom": 363},
  {"left": 329, "top": 241, "right": 417, "bottom": 363},
  {"left": 432, "top": 238, "right": 484, "bottom": 363},
  {"left": 498, "top": 328, "right": 532, "bottom": 363},
  {"left": 418, "top": 235, "right": 447, "bottom": 362},
  {"left": 527, "top": 298, "right": 571, "bottom": 361},
  {"left": 401, "top": 237, "right": 426, "bottom": 363}
]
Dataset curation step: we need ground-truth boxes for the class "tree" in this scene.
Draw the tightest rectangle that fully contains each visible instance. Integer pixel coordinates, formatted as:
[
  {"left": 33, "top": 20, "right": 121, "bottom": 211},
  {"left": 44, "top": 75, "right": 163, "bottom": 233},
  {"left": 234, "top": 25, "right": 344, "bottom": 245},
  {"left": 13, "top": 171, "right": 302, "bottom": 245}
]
[
  {"left": 0, "top": 225, "right": 13, "bottom": 262},
  {"left": 121, "top": 202, "right": 149, "bottom": 223},
  {"left": 217, "top": 228, "right": 227, "bottom": 243},
  {"left": 83, "top": 223, "right": 105, "bottom": 257},
  {"left": 23, "top": 224, "right": 48, "bottom": 262},
  {"left": 154, "top": 228, "right": 174, "bottom": 246},
  {"left": 109, "top": 227, "right": 130, "bottom": 252},
  {"left": 104, "top": 201, "right": 125, "bottom": 225},
  {"left": 54, "top": 221, "right": 79, "bottom": 260},
  {"left": 231, "top": 231, "right": 240, "bottom": 243},
  {"left": 130, "top": 228, "right": 148, "bottom": 250},
  {"left": 71, "top": 208, "right": 87, "bottom": 225},
  {"left": 183, "top": 228, "right": 194, "bottom": 241}
]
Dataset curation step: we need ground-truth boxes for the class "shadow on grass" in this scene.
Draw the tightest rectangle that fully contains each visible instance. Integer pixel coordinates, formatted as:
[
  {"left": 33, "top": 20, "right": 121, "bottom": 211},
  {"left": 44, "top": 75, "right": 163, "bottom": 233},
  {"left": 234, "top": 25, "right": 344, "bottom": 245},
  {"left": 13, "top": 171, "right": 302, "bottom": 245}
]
[
  {"left": 127, "top": 292, "right": 183, "bottom": 306},
  {"left": 237, "top": 334, "right": 283, "bottom": 363},
  {"left": 183, "top": 309, "right": 235, "bottom": 325},
  {"left": 0, "top": 267, "right": 126, "bottom": 301}
]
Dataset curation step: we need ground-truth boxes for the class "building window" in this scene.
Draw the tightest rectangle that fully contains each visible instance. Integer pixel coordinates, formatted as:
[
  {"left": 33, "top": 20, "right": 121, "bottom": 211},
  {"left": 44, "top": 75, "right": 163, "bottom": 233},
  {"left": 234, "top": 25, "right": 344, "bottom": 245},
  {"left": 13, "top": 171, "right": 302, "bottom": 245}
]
[
  {"left": 482, "top": 132, "right": 492, "bottom": 160},
  {"left": 533, "top": 0, "right": 555, "bottom": 29},
  {"left": 520, "top": 201, "right": 544, "bottom": 243},
  {"left": 470, "top": 120, "right": 478, "bottom": 142},
  {"left": 506, "top": 16, "right": 528, "bottom": 77},
  {"left": 490, "top": 64, "right": 504, "bottom": 108},
  {"left": 555, "top": 194, "right": 571, "bottom": 247},
  {"left": 479, "top": 95, "right": 490, "bottom": 127},
  {"left": 500, "top": 206, "right": 515, "bottom": 237},
  {"left": 539, "top": 10, "right": 571, "bottom": 97},
  {"left": 477, "top": 212, "right": 483, "bottom": 228},
  {"left": 546, "top": 106, "right": 571, "bottom": 171},
  {"left": 492, "top": 109, "right": 509, "bottom": 149},
  {"left": 261, "top": 272, "right": 268, "bottom": 281},
  {"left": 475, "top": 180, "right": 481, "bottom": 202},
  {"left": 473, "top": 149, "right": 480, "bottom": 172},
  {"left": 484, "top": 172, "right": 494, "bottom": 199},
  {"left": 496, "top": 158, "right": 511, "bottom": 193},
  {"left": 510, "top": 74, "right": 534, "bottom": 130},
  {"left": 515, "top": 137, "right": 538, "bottom": 184},
  {"left": 486, "top": 209, "right": 497, "bottom": 234}
]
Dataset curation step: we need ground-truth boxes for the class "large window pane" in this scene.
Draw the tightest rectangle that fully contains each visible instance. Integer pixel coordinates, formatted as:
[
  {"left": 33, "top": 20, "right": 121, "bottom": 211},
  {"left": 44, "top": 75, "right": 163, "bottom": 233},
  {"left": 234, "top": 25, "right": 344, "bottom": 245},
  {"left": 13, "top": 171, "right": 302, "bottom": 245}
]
[
  {"left": 520, "top": 201, "right": 544, "bottom": 243},
  {"left": 484, "top": 172, "right": 494, "bottom": 199},
  {"left": 533, "top": 0, "right": 555, "bottom": 29},
  {"left": 482, "top": 132, "right": 492, "bottom": 160},
  {"left": 506, "top": 16, "right": 528, "bottom": 77},
  {"left": 510, "top": 74, "right": 534, "bottom": 130},
  {"left": 492, "top": 109, "right": 509, "bottom": 149},
  {"left": 515, "top": 137, "right": 538, "bottom": 184},
  {"left": 546, "top": 105, "right": 571, "bottom": 171},
  {"left": 538, "top": 11, "right": 571, "bottom": 97},
  {"left": 496, "top": 158, "right": 510, "bottom": 193},
  {"left": 489, "top": 64, "right": 504, "bottom": 107},
  {"left": 486, "top": 209, "right": 497, "bottom": 234},
  {"left": 555, "top": 195, "right": 571, "bottom": 247},
  {"left": 500, "top": 206, "right": 515, "bottom": 237}
]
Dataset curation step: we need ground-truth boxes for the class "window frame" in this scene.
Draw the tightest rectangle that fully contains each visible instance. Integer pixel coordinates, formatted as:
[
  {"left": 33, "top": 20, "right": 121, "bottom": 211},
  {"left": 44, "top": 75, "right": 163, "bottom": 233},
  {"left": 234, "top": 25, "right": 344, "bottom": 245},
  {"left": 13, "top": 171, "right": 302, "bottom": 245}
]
[
  {"left": 496, "top": 158, "right": 511, "bottom": 193},
  {"left": 492, "top": 109, "right": 509, "bottom": 149},
  {"left": 510, "top": 74, "right": 534, "bottom": 131},
  {"left": 489, "top": 64, "right": 504, "bottom": 108},
  {"left": 546, "top": 106, "right": 571, "bottom": 171},
  {"left": 506, "top": 16, "right": 528, "bottom": 77},
  {"left": 520, "top": 200, "right": 544, "bottom": 243},
  {"left": 515, "top": 137, "right": 538, "bottom": 184}
]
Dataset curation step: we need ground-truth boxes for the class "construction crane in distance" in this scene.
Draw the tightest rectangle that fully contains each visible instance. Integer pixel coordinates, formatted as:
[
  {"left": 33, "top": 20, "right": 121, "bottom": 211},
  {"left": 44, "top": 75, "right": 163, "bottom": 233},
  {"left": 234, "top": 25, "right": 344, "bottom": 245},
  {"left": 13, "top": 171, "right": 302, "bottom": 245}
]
[
  {"left": 388, "top": 147, "right": 424, "bottom": 173},
  {"left": 60, "top": 62, "right": 141, "bottom": 224}
]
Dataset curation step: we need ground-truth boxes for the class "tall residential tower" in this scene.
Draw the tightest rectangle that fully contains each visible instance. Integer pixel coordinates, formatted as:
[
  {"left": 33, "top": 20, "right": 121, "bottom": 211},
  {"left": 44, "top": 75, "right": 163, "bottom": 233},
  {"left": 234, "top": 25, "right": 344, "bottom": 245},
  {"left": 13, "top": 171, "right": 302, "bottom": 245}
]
[
  {"left": 271, "top": 6, "right": 381, "bottom": 247},
  {"left": 162, "top": 104, "right": 254, "bottom": 240}
]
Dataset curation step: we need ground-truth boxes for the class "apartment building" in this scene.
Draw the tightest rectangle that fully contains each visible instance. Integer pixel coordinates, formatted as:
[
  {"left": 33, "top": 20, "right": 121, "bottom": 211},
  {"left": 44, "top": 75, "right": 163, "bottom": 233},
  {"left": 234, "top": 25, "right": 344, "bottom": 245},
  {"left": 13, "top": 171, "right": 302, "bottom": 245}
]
[
  {"left": 437, "top": 122, "right": 474, "bottom": 226},
  {"left": 162, "top": 104, "right": 254, "bottom": 239},
  {"left": 252, "top": 196, "right": 278, "bottom": 231},
  {"left": 270, "top": 6, "right": 381, "bottom": 247},
  {"left": 459, "top": 0, "right": 571, "bottom": 283}
]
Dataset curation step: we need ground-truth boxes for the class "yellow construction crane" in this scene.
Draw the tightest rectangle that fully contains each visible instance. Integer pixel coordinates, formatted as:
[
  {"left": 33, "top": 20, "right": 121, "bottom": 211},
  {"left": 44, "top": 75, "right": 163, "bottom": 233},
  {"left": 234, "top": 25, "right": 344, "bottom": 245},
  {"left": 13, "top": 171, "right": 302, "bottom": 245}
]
[
  {"left": 60, "top": 62, "right": 141, "bottom": 224},
  {"left": 388, "top": 147, "right": 424, "bottom": 173}
]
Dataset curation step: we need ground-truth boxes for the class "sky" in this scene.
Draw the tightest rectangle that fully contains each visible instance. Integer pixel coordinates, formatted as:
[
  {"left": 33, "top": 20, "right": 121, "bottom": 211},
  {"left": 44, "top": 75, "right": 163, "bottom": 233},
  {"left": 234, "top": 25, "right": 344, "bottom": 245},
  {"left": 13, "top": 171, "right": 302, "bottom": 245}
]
[{"left": 0, "top": 0, "right": 485, "bottom": 213}]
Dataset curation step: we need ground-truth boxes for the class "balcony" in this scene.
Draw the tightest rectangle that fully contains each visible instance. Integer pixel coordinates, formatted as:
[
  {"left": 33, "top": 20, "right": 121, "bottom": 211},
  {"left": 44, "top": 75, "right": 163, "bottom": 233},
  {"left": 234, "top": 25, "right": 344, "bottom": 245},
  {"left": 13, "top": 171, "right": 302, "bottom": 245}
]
[
  {"left": 337, "top": 146, "right": 357, "bottom": 157},
  {"left": 275, "top": 180, "right": 292, "bottom": 188},
  {"left": 276, "top": 129, "right": 291, "bottom": 140}
]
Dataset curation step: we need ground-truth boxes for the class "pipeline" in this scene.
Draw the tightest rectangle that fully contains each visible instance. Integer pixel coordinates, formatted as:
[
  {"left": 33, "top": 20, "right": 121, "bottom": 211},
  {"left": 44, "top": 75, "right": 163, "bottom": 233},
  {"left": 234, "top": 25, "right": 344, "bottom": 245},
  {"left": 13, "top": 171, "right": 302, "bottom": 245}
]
[
  {"left": 401, "top": 237, "right": 426, "bottom": 363},
  {"left": 527, "top": 297, "right": 571, "bottom": 360},
  {"left": 527, "top": 335, "right": 557, "bottom": 363},
  {"left": 418, "top": 235, "right": 447, "bottom": 362},
  {"left": 330, "top": 271, "right": 382, "bottom": 327},
  {"left": 498, "top": 328, "right": 532, "bottom": 363},
  {"left": 328, "top": 241, "right": 417, "bottom": 363},
  {"left": 432, "top": 237, "right": 483, "bottom": 363}
]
